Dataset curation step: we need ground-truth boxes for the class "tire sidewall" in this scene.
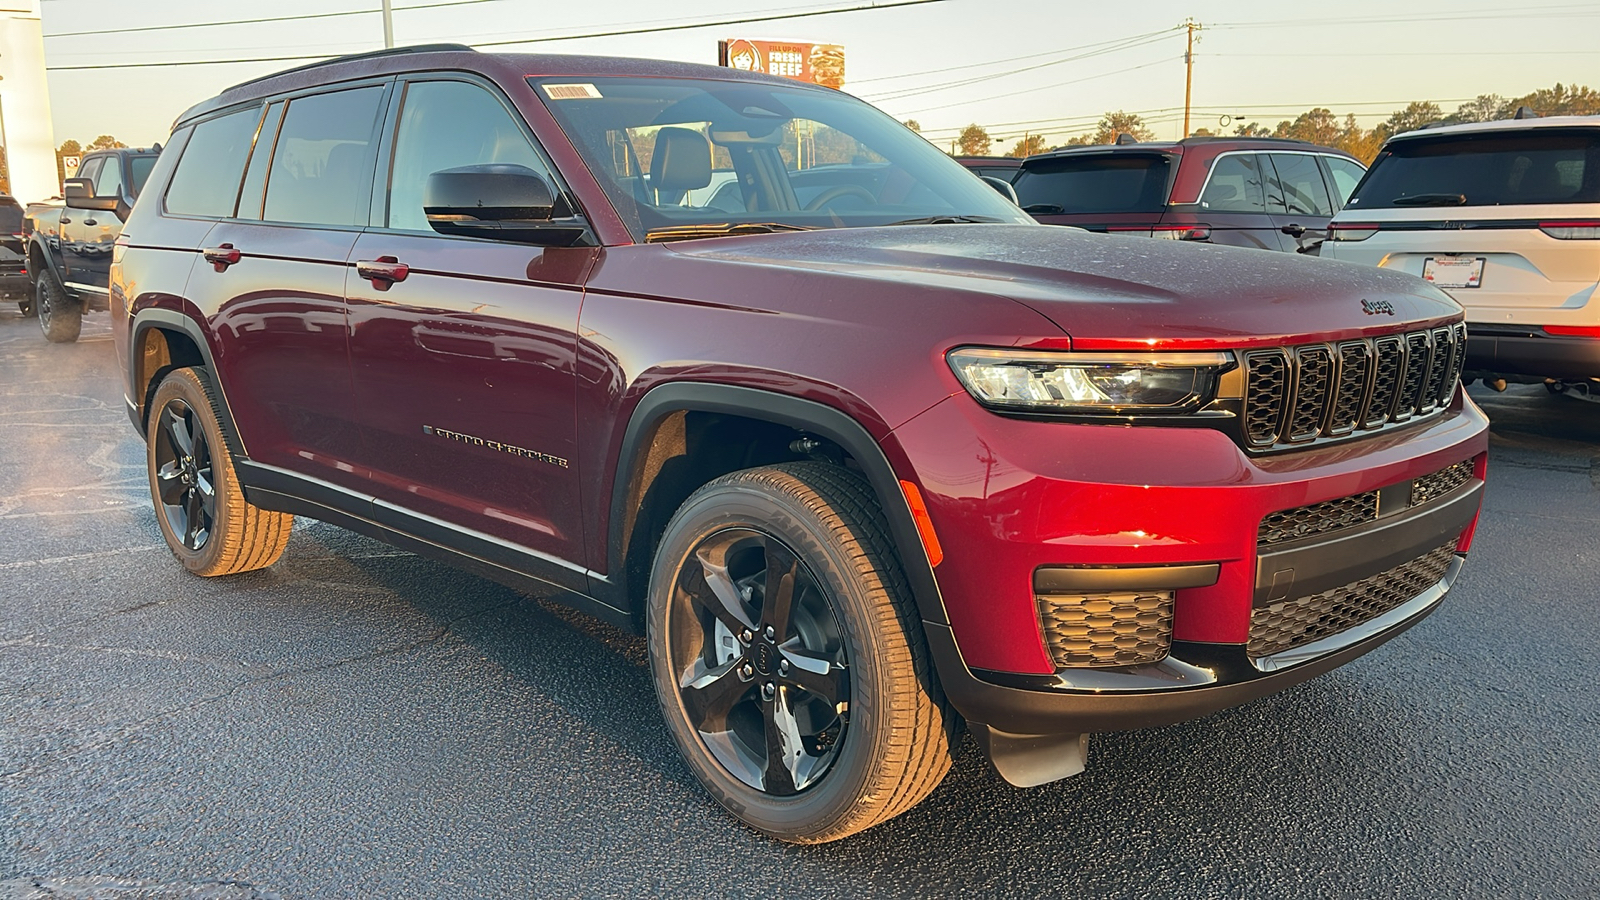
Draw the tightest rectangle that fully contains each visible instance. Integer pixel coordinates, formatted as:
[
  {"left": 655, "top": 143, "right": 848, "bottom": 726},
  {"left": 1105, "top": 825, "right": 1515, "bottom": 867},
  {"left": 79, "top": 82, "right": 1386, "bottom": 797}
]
[
  {"left": 146, "top": 368, "right": 239, "bottom": 574},
  {"left": 37, "top": 275, "right": 80, "bottom": 343},
  {"left": 647, "top": 475, "right": 895, "bottom": 839}
]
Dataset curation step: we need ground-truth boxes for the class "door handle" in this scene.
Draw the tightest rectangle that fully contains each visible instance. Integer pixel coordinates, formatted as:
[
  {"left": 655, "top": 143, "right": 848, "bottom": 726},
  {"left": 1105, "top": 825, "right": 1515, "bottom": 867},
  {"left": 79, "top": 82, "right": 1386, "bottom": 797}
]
[
  {"left": 202, "top": 243, "right": 241, "bottom": 271},
  {"left": 356, "top": 256, "right": 409, "bottom": 291},
  {"left": 84, "top": 219, "right": 98, "bottom": 227},
  {"left": 1281, "top": 223, "right": 1306, "bottom": 237},
  {"left": 59, "top": 216, "right": 72, "bottom": 224}
]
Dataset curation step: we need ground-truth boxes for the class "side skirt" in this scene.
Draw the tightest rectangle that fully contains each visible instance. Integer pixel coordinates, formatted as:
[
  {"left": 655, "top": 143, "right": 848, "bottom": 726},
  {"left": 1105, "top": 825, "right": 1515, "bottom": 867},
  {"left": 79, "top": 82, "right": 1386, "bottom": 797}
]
[{"left": 236, "top": 461, "right": 633, "bottom": 632}]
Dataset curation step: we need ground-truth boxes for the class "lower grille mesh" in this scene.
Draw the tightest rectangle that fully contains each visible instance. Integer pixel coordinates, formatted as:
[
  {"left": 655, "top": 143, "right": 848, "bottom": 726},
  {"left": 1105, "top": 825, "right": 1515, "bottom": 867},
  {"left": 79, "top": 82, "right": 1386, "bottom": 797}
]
[
  {"left": 1247, "top": 544, "right": 1457, "bottom": 658},
  {"left": 1038, "top": 591, "right": 1173, "bottom": 668}
]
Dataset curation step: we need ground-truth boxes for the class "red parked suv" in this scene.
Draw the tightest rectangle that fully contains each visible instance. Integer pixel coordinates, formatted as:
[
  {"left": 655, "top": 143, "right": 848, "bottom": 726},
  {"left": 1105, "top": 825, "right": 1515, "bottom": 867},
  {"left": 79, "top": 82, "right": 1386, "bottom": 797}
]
[
  {"left": 1014, "top": 136, "right": 1367, "bottom": 252},
  {"left": 112, "top": 45, "right": 1488, "bottom": 842}
]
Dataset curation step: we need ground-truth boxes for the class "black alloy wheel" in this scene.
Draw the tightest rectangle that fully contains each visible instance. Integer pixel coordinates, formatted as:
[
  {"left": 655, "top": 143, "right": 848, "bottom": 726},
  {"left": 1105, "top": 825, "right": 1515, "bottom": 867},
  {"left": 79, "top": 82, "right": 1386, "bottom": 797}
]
[
  {"left": 667, "top": 526, "right": 851, "bottom": 796},
  {"left": 151, "top": 396, "right": 216, "bottom": 552}
]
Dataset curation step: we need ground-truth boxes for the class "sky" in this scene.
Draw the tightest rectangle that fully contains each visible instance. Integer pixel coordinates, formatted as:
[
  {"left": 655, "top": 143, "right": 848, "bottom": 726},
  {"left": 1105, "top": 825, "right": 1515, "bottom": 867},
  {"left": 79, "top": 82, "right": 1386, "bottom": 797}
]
[{"left": 33, "top": 0, "right": 1600, "bottom": 152}]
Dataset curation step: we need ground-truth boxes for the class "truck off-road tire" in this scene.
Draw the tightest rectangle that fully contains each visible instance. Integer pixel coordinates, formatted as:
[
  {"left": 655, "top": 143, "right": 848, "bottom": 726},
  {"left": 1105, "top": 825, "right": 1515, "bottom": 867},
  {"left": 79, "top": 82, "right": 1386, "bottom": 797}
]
[
  {"left": 647, "top": 462, "right": 954, "bottom": 843},
  {"left": 36, "top": 275, "right": 81, "bottom": 343},
  {"left": 146, "top": 367, "right": 292, "bottom": 576}
]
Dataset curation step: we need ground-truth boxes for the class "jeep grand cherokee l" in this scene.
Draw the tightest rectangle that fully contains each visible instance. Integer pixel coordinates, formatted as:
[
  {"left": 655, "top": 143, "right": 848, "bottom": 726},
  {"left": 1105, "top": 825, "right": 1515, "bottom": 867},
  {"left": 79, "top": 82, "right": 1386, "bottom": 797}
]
[
  {"left": 112, "top": 45, "right": 1488, "bottom": 843},
  {"left": 1322, "top": 115, "right": 1600, "bottom": 391}
]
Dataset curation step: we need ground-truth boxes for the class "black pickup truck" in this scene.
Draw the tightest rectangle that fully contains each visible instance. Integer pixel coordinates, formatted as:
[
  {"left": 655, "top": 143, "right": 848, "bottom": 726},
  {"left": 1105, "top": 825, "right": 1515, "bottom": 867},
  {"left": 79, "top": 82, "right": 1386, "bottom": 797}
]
[
  {"left": 24, "top": 147, "right": 159, "bottom": 341},
  {"left": 1, "top": 195, "right": 27, "bottom": 311}
]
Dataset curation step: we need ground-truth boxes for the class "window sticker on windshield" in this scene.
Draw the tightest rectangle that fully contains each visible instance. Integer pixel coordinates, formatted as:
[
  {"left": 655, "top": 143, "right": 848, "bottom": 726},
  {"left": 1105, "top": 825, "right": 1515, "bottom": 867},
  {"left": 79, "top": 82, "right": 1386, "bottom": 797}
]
[{"left": 543, "top": 83, "right": 603, "bottom": 100}]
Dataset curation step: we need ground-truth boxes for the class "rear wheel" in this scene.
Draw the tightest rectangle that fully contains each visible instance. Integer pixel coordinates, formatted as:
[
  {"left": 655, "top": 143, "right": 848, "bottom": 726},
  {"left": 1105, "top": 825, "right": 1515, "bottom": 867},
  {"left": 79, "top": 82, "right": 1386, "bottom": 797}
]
[
  {"left": 18, "top": 294, "right": 35, "bottom": 317},
  {"left": 647, "top": 462, "right": 953, "bottom": 843},
  {"left": 146, "top": 367, "right": 292, "bottom": 576},
  {"left": 36, "top": 275, "right": 80, "bottom": 343}
]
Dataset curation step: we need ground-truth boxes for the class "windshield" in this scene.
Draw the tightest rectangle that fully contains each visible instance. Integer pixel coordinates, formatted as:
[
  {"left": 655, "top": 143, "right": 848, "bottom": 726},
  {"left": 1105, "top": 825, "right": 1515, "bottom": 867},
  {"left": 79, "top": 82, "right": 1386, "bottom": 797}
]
[
  {"left": 529, "top": 76, "right": 1033, "bottom": 241},
  {"left": 1348, "top": 129, "right": 1600, "bottom": 209},
  {"left": 1013, "top": 153, "right": 1174, "bottom": 215}
]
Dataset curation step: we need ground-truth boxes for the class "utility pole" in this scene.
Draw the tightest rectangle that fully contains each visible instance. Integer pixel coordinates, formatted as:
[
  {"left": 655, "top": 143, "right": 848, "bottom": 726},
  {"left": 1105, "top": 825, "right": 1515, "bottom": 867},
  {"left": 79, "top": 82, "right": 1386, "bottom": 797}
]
[
  {"left": 382, "top": 0, "right": 395, "bottom": 48},
  {"left": 1182, "top": 19, "right": 1201, "bottom": 138}
]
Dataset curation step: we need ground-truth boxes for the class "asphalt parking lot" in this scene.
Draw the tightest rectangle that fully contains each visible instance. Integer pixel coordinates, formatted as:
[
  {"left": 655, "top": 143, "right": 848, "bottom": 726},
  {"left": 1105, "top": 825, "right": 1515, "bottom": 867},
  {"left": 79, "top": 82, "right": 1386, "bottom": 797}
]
[{"left": 1, "top": 306, "right": 1596, "bottom": 899}]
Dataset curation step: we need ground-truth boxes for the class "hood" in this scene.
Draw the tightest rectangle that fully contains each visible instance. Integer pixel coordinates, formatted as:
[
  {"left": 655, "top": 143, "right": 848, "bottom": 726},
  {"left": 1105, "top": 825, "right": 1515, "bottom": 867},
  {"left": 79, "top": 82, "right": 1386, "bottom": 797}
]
[{"left": 663, "top": 224, "right": 1463, "bottom": 349}]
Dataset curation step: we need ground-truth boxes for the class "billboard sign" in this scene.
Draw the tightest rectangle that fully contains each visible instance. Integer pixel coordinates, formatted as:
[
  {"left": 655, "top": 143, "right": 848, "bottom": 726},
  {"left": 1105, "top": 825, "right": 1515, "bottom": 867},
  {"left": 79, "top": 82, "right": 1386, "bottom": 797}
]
[{"left": 718, "top": 39, "right": 845, "bottom": 89}]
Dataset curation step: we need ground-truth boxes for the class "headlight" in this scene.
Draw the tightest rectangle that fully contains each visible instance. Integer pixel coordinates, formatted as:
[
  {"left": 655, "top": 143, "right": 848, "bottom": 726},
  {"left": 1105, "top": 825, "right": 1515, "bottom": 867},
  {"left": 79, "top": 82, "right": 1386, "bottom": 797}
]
[{"left": 947, "top": 348, "right": 1235, "bottom": 414}]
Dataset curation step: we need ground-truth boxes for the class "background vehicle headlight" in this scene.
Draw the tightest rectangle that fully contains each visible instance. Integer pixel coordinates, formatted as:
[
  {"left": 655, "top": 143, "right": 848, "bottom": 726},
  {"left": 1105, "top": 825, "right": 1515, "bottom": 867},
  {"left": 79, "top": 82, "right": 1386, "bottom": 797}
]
[{"left": 947, "top": 348, "right": 1235, "bottom": 414}]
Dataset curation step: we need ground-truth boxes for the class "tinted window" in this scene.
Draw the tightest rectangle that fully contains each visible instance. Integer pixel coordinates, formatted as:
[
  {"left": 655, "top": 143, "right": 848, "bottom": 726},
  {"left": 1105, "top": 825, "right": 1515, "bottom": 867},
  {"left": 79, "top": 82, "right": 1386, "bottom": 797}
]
[
  {"left": 1348, "top": 130, "right": 1600, "bottom": 209},
  {"left": 94, "top": 157, "right": 123, "bottom": 198},
  {"left": 975, "top": 166, "right": 1018, "bottom": 182},
  {"left": 128, "top": 156, "right": 157, "bottom": 198},
  {"left": 1323, "top": 156, "right": 1365, "bottom": 207},
  {"left": 263, "top": 87, "right": 384, "bottom": 227},
  {"left": 1199, "top": 154, "right": 1266, "bottom": 212},
  {"left": 387, "top": 80, "right": 550, "bottom": 232},
  {"left": 1013, "top": 154, "right": 1173, "bottom": 215},
  {"left": 75, "top": 157, "right": 103, "bottom": 186},
  {"left": 165, "top": 108, "right": 262, "bottom": 217},
  {"left": 1266, "top": 153, "right": 1333, "bottom": 216}
]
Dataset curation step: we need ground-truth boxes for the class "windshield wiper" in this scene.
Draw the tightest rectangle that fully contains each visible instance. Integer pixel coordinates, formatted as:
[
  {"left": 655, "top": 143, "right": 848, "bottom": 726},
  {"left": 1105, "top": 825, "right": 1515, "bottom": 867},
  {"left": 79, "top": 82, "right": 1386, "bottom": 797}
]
[
  {"left": 1022, "top": 203, "right": 1064, "bottom": 214},
  {"left": 884, "top": 215, "right": 1004, "bottom": 226},
  {"left": 1391, "top": 192, "right": 1467, "bottom": 207},
  {"left": 645, "top": 222, "right": 816, "bottom": 243}
]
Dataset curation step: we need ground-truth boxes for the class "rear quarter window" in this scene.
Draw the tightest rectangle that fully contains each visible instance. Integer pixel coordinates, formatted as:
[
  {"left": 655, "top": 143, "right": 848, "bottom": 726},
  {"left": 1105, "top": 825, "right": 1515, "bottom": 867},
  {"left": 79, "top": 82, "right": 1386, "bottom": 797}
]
[
  {"left": 1013, "top": 154, "right": 1173, "bottom": 214},
  {"left": 165, "top": 107, "right": 264, "bottom": 217},
  {"left": 1349, "top": 130, "right": 1600, "bottom": 209}
]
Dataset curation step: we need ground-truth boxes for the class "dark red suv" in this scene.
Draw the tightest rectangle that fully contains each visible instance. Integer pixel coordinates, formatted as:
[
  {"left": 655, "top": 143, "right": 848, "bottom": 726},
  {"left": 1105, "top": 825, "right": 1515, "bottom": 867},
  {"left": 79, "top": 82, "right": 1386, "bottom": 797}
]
[
  {"left": 1014, "top": 136, "right": 1367, "bottom": 252},
  {"left": 112, "top": 45, "right": 1487, "bottom": 842}
]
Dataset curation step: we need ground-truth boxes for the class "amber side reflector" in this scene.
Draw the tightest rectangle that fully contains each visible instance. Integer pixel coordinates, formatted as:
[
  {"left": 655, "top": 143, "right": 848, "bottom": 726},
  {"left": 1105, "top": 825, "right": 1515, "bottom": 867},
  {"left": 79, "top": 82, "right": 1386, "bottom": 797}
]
[{"left": 899, "top": 480, "right": 944, "bottom": 568}]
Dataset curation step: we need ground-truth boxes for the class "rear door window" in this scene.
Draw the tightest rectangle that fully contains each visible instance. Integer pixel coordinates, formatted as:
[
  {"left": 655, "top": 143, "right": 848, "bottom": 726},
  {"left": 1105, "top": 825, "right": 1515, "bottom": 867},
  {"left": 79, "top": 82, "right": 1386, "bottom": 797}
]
[
  {"left": 1013, "top": 153, "right": 1174, "bottom": 214},
  {"left": 94, "top": 157, "right": 124, "bottom": 198},
  {"left": 164, "top": 108, "right": 263, "bottom": 217},
  {"left": 1347, "top": 130, "right": 1600, "bottom": 209},
  {"left": 263, "top": 86, "right": 385, "bottom": 227},
  {"left": 1200, "top": 153, "right": 1267, "bottom": 212},
  {"left": 1266, "top": 153, "right": 1334, "bottom": 216}
]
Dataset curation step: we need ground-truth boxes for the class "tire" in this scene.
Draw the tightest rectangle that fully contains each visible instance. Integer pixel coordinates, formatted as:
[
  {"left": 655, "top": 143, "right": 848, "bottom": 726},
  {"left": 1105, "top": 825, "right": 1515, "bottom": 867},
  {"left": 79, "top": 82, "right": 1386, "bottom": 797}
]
[
  {"left": 36, "top": 274, "right": 81, "bottom": 343},
  {"left": 647, "top": 462, "right": 953, "bottom": 843},
  {"left": 146, "top": 367, "right": 292, "bottom": 576}
]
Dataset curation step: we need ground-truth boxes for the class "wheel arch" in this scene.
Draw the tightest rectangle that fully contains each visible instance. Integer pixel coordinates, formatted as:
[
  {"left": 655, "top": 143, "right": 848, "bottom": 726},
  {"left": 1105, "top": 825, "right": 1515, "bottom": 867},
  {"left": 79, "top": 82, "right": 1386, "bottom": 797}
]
[
  {"left": 26, "top": 237, "right": 64, "bottom": 288},
  {"left": 605, "top": 382, "right": 949, "bottom": 628},
  {"left": 128, "top": 308, "right": 246, "bottom": 458}
]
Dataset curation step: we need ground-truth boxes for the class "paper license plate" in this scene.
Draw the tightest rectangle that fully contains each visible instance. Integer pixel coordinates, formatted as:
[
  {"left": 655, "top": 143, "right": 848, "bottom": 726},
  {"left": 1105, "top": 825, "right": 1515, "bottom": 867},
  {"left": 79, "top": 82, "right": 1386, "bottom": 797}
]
[{"left": 1423, "top": 256, "right": 1485, "bottom": 289}]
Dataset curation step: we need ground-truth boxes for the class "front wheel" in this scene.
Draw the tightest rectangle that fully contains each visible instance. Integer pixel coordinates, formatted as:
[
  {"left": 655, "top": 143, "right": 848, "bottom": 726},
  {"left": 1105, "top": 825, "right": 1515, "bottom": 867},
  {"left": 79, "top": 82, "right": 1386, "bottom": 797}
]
[
  {"left": 36, "top": 275, "right": 80, "bottom": 343},
  {"left": 146, "top": 367, "right": 293, "bottom": 576},
  {"left": 647, "top": 462, "right": 953, "bottom": 843}
]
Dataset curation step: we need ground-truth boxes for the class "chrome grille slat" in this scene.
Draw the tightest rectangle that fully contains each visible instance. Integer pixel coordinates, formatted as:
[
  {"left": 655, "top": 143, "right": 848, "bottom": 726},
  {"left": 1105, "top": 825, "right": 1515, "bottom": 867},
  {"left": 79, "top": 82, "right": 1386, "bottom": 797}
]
[{"left": 1244, "top": 326, "right": 1461, "bottom": 453}]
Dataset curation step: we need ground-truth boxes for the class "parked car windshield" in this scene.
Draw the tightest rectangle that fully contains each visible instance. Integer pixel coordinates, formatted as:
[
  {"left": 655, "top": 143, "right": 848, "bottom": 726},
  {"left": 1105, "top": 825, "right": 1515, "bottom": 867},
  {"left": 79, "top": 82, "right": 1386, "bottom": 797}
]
[
  {"left": 529, "top": 76, "right": 1033, "bottom": 241},
  {"left": 1347, "top": 129, "right": 1600, "bottom": 209},
  {"left": 1012, "top": 153, "right": 1174, "bottom": 215}
]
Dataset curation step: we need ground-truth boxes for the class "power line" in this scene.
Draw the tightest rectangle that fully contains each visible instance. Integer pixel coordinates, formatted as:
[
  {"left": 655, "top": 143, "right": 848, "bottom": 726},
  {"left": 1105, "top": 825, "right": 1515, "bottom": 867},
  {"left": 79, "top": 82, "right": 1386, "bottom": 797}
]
[
  {"left": 861, "top": 29, "right": 1178, "bottom": 102},
  {"left": 44, "top": 0, "right": 499, "bottom": 39},
  {"left": 44, "top": 0, "right": 951, "bottom": 71},
  {"left": 848, "top": 28, "right": 1177, "bottom": 86},
  {"left": 895, "top": 55, "right": 1184, "bottom": 117}
]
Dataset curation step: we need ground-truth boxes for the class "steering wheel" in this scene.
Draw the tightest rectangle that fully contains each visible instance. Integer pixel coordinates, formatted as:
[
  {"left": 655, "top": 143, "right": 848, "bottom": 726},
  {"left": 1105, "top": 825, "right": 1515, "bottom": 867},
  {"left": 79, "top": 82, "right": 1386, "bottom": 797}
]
[{"left": 804, "top": 184, "right": 876, "bottom": 211}]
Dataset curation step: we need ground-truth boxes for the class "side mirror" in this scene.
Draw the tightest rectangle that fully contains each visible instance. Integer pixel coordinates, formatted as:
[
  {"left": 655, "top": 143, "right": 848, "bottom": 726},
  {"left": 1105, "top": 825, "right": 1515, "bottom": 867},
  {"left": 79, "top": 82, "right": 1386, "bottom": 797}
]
[
  {"left": 64, "top": 178, "right": 117, "bottom": 212},
  {"left": 424, "top": 164, "right": 585, "bottom": 246},
  {"left": 980, "top": 175, "right": 1020, "bottom": 206}
]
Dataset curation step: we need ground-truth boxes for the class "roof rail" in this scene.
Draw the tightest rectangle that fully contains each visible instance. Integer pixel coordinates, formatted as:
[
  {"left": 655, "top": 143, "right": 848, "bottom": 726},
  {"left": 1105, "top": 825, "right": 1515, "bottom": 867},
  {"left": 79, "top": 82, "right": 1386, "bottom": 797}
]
[
  {"left": 225, "top": 43, "right": 475, "bottom": 93},
  {"left": 1178, "top": 135, "right": 1313, "bottom": 146},
  {"left": 1513, "top": 105, "right": 1541, "bottom": 120}
]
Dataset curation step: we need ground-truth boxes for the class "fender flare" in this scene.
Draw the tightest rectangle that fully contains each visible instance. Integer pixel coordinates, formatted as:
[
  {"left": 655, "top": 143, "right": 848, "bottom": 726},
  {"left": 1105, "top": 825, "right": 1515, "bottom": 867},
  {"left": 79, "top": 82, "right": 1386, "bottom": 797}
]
[
  {"left": 25, "top": 235, "right": 66, "bottom": 289},
  {"left": 606, "top": 382, "right": 950, "bottom": 626},
  {"left": 127, "top": 307, "right": 248, "bottom": 458}
]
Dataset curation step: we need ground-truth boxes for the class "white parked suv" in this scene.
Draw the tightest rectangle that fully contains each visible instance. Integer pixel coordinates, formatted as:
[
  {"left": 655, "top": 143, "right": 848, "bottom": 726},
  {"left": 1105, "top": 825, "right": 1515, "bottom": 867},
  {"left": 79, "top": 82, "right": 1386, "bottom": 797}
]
[{"left": 1322, "top": 115, "right": 1600, "bottom": 391}]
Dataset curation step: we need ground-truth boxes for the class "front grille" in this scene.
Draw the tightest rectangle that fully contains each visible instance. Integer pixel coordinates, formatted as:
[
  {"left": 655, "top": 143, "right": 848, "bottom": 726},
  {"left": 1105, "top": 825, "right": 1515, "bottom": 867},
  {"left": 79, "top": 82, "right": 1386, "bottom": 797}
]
[
  {"left": 1411, "top": 461, "right": 1473, "bottom": 505},
  {"left": 1258, "top": 460, "right": 1477, "bottom": 546},
  {"left": 1247, "top": 544, "right": 1457, "bottom": 658},
  {"left": 1243, "top": 324, "right": 1465, "bottom": 452},
  {"left": 1258, "top": 491, "right": 1378, "bottom": 545},
  {"left": 1038, "top": 591, "right": 1173, "bottom": 668}
]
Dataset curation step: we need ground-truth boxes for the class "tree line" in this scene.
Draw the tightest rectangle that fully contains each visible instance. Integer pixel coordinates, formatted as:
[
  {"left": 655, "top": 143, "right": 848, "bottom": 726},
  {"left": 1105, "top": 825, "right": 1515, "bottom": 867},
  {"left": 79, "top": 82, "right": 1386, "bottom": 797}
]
[
  {"left": 941, "top": 82, "right": 1600, "bottom": 161},
  {"left": 54, "top": 135, "right": 129, "bottom": 185}
]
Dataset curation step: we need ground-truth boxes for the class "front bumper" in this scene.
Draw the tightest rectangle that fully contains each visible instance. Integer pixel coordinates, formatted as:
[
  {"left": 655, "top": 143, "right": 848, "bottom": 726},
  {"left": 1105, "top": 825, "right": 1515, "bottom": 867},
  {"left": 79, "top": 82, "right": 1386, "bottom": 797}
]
[{"left": 886, "top": 387, "right": 1488, "bottom": 738}]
